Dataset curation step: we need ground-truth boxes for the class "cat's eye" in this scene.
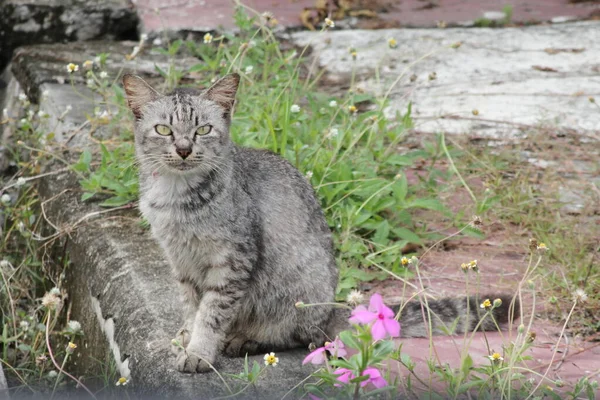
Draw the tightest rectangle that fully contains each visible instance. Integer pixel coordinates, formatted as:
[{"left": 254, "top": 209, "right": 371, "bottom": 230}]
[
  {"left": 155, "top": 124, "right": 172, "bottom": 136},
  {"left": 196, "top": 125, "right": 212, "bottom": 136}
]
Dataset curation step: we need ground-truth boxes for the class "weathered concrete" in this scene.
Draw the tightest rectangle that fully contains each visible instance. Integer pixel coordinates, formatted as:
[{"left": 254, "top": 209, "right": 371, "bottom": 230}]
[
  {"left": 4, "top": 42, "right": 314, "bottom": 398},
  {"left": 291, "top": 21, "right": 600, "bottom": 139},
  {"left": 0, "top": 363, "right": 8, "bottom": 400},
  {"left": 0, "top": 0, "right": 138, "bottom": 73}
]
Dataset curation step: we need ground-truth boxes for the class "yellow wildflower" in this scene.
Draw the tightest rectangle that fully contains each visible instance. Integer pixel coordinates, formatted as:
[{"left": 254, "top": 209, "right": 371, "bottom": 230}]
[{"left": 480, "top": 299, "right": 492, "bottom": 310}]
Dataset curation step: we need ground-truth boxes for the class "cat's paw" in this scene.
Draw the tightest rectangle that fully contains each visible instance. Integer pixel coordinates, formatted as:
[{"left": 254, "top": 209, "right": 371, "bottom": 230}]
[
  {"left": 176, "top": 351, "right": 213, "bottom": 373},
  {"left": 170, "top": 328, "right": 191, "bottom": 356}
]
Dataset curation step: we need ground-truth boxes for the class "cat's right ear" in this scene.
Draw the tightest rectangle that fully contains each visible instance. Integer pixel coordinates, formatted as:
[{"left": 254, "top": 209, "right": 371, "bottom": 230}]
[{"left": 122, "top": 74, "right": 161, "bottom": 120}]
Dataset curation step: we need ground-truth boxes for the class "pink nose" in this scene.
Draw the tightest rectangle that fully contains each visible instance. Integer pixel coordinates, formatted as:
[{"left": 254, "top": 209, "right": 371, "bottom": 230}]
[{"left": 176, "top": 147, "right": 191, "bottom": 159}]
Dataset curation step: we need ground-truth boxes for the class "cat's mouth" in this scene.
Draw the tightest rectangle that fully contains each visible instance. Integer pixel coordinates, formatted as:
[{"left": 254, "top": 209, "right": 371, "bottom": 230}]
[{"left": 172, "top": 162, "right": 195, "bottom": 171}]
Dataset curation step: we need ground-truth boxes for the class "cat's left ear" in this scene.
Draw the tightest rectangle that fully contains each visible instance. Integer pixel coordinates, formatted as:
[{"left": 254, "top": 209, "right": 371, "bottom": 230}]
[
  {"left": 204, "top": 73, "right": 240, "bottom": 116},
  {"left": 123, "top": 74, "right": 161, "bottom": 120}
]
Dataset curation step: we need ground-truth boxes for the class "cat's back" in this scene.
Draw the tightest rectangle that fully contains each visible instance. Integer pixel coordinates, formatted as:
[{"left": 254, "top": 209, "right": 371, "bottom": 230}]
[{"left": 233, "top": 146, "right": 330, "bottom": 234}]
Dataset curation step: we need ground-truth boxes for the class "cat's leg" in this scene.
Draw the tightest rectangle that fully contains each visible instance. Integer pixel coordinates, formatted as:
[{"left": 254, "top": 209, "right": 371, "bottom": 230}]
[
  {"left": 176, "top": 272, "right": 247, "bottom": 373},
  {"left": 171, "top": 279, "right": 199, "bottom": 355},
  {"left": 223, "top": 337, "right": 301, "bottom": 357}
]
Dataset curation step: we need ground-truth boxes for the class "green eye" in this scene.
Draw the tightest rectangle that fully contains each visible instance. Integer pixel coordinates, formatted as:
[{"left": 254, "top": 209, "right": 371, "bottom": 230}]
[
  {"left": 196, "top": 125, "right": 212, "bottom": 136},
  {"left": 155, "top": 125, "right": 172, "bottom": 136}
]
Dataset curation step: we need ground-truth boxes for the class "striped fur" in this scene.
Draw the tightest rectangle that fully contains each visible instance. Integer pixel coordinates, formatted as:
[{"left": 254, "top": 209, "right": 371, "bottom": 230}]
[{"left": 123, "top": 74, "right": 517, "bottom": 374}]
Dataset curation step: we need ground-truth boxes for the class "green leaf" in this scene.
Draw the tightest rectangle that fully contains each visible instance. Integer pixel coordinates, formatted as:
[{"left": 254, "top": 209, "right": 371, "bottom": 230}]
[
  {"left": 391, "top": 227, "right": 422, "bottom": 245},
  {"left": 460, "top": 354, "right": 473, "bottom": 379},
  {"left": 100, "top": 196, "right": 130, "bottom": 207},
  {"left": 371, "top": 340, "right": 395, "bottom": 362},
  {"left": 339, "top": 330, "right": 361, "bottom": 350},
  {"left": 81, "top": 192, "right": 95, "bottom": 202}
]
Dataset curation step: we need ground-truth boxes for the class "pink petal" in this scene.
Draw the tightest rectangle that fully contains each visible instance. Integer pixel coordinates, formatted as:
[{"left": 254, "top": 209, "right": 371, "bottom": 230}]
[
  {"left": 369, "top": 293, "right": 385, "bottom": 312},
  {"left": 361, "top": 367, "right": 384, "bottom": 388},
  {"left": 371, "top": 320, "right": 387, "bottom": 341},
  {"left": 349, "top": 306, "right": 377, "bottom": 325},
  {"left": 334, "top": 368, "right": 354, "bottom": 386},
  {"left": 302, "top": 347, "right": 327, "bottom": 365},
  {"left": 308, "top": 395, "right": 321, "bottom": 400},
  {"left": 380, "top": 302, "right": 395, "bottom": 319},
  {"left": 383, "top": 317, "right": 401, "bottom": 338},
  {"left": 372, "top": 376, "right": 388, "bottom": 388},
  {"left": 325, "top": 339, "right": 347, "bottom": 358}
]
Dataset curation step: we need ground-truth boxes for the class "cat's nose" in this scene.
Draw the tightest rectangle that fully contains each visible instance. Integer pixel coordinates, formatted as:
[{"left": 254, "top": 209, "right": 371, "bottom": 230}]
[{"left": 176, "top": 147, "right": 192, "bottom": 159}]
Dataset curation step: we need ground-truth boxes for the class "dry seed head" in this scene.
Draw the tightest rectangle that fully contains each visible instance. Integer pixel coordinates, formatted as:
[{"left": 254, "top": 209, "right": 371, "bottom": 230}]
[{"left": 528, "top": 238, "right": 538, "bottom": 251}]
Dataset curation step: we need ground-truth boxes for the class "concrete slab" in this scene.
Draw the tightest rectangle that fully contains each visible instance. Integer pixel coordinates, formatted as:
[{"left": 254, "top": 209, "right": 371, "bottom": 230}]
[
  {"left": 291, "top": 21, "right": 600, "bottom": 139},
  {"left": 0, "top": 363, "right": 8, "bottom": 400},
  {"left": 5, "top": 41, "right": 314, "bottom": 399},
  {"left": 0, "top": 0, "right": 138, "bottom": 73}
]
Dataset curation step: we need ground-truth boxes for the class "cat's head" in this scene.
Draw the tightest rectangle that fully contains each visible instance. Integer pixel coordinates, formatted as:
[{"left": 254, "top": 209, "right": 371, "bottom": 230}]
[{"left": 123, "top": 73, "right": 240, "bottom": 174}]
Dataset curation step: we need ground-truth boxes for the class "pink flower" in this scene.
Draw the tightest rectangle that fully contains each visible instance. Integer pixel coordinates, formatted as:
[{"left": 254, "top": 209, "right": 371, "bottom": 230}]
[
  {"left": 349, "top": 293, "right": 400, "bottom": 340},
  {"left": 361, "top": 367, "right": 387, "bottom": 388},
  {"left": 302, "top": 347, "right": 327, "bottom": 365},
  {"left": 302, "top": 338, "right": 347, "bottom": 365},
  {"left": 325, "top": 338, "right": 347, "bottom": 358},
  {"left": 334, "top": 368, "right": 355, "bottom": 386}
]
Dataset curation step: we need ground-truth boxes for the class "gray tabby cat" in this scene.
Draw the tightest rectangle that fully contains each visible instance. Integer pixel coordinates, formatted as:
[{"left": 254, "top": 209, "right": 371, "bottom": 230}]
[{"left": 123, "top": 73, "right": 517, "bottom": 373}]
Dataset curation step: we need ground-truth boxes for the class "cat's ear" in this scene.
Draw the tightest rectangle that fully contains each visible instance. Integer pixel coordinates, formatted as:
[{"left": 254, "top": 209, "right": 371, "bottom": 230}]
[
  {"left": 204, "top": 73, "right": 240, "bottom": 116},
  {"left": 122, "top": 74, "right": 161, "bottom": 120}
]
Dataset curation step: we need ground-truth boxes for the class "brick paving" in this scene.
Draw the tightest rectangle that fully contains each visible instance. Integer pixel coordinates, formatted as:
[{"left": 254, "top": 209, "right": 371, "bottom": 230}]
[{"left": 133, "top": 0, "right": 600, "bottom": 32}]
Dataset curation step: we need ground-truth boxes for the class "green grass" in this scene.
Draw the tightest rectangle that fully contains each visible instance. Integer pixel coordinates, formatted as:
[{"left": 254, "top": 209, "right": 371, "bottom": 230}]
[{"left": 0, "top": 3, "right": 598, "bottom": 399}]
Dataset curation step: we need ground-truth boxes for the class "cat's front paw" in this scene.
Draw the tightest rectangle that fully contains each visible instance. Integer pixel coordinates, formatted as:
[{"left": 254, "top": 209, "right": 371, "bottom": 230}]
[
  {"left": 176, "top": 350, "right": 213, "bottom": 373},
  {"left": 171, "top": 328, "right": 191, "bottom": 355}
]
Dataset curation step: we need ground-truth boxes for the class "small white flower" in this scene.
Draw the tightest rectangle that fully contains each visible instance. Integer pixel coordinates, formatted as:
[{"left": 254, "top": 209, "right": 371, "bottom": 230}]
[
  {"left": 0, "top": 260, "right": 11, "bottom": 269},
  {"left": 203, "top": 33, "right": 213, "bottom": 44},
  {"left": 573, "top": 288, "right": 588, "bottom": 303},
  {"left": 41, "top": 90, "right": 49, "bottom": 98},
  {"left": 329, "top": 100, "right": 337, "bottom": 108},
  {"left": 1, "top": 194, "right": 10, "bottom": 204},
  {"left": 329, "top": 128, "right": 339, "bottom": 137},
  {"left": 99, "top": 71, "right": 108, "bottom": 79},
  {"left": 37, "top": 110, "right": 48, "bottom": 118},
  {"left": 68, "top": 320, "right": 82, "bottom": 333},
  {"left": 346, "top": 290, "right": 364, "bottom": 305},
  {"left": 324, "top": 18, "right": 335, "bottom": 28},
  {"left": 306, "top": 171, "right": 313, "bottom": 179},
  {"left": 244, "top": 65, "right": 253, "bottom": 74},
  {"left": 48, "top": 371, "right": 58, "bottom": 378},
  {"left": 20, "top": 320, "right": 30, "bottom": 330},
  {"left": 18, "top": 93, "right": 28, "bottom": 102},
  {"left": 65, "top": 105, "right": 73, "bottom": 112},
  {"left": 249, "top": 40, "right": 257, "bottom": 48},
  {"left": 49, "top": 287, "right": 61, "bottom": 296},
  {"left": 290, "top": 104, "right": 300, "bottom": 113},
  {"left": 86, "top": 79, "right": 95, "bottom": 88},
  {"left": 66, "top": 63, "right": 79, "bottom": 73},
  {"left": 27, "top": 109, "right": 35, "bottom": 119},
  {"left": 152, "top": 37, "right": 163, "bottom": 46},
  {"left": 263, "top": 352, "right": 279, "bottom": 366},
  {"left": 94, "top": 56, "right": 101, "bottom": 64},
  {"left": 19, "top": 118, "right": 27, "bottom": 126},
  {"left": 140, "top": 33, "right": 148, "bottom": 42},
  {"left": 15, "top": 177, "right": 27, "bottom": 187}
]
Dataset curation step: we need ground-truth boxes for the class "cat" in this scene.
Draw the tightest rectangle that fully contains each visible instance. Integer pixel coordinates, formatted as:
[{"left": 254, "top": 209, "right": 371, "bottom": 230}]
[{"left": 123, "top": 73, "right": 518, "bottom": 373}]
